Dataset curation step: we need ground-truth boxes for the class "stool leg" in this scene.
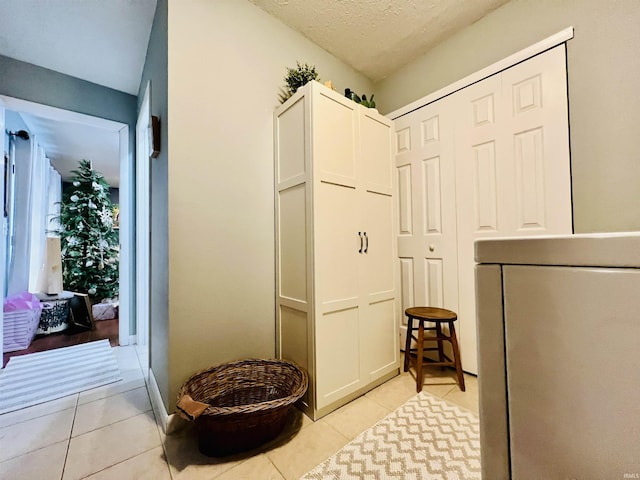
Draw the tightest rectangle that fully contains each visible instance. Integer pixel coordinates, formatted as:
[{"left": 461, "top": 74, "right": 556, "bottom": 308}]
[
  {"left": 448, "top": 321, "right": 465, "bottom": 391},
  {"left": 416, "top": 319, "right": 424, "bottom": 393},
  {"left": 403, "top": 315, "right": 413, "bottom": 372},
  {"left": 435, "top": 322, "right": 445, "bottom": 371}
]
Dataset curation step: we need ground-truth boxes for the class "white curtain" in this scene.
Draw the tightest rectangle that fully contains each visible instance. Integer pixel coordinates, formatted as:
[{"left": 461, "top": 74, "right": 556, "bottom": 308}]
[
  {"left": 7, "top": 136, "right": 33, "bottom": 295},
  {"left": 46, "top": 166, "right": 62, "bottom": 235},
  {"left": 6, "top": 133, "right": 62, "bottom": 295},
  {"left": 28, "top": 142, "right": 49, "bottom": 291}
]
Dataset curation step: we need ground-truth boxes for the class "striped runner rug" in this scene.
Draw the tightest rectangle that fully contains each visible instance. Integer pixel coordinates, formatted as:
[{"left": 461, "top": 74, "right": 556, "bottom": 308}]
[
  {"left": 0, "top": 339, "right": 121, "bottom": 414},
  {"left": 301, "top": 391, "right": 481, "bottom": 479}
]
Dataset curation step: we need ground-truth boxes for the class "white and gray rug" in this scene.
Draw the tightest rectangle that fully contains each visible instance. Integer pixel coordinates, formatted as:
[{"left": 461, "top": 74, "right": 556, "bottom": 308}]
[
  {"left": 0, "top": 339, "right": 121, "bottom": 414},
  {"left": 301, "top": 391, "right": 480, "bottom": 479}
]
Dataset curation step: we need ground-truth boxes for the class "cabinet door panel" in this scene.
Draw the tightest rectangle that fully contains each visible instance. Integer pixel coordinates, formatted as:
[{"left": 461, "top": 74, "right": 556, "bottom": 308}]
[
  {"left": 361, "top": 111, "right": 393, "bottom": 194},
  {"left": 361, "top": 191, "right": 395, "bottom": 296},
  {"left": 315, "top": 181, "right": 359, "bottom": 305},
  {"left": 504, "top": 266, "right": 640, "bottom": 479},
  {"left": 314, "top": 92, "right": 357, "bottom": 184},
  {"left": 316, "top": 307, "right": 361, "bottom": 408},
  {"left": 361, "top": 298, "right": 398, "bottom": 380},
  {"left": 277, "top": 184, "right": 307, "bottom": 302}
]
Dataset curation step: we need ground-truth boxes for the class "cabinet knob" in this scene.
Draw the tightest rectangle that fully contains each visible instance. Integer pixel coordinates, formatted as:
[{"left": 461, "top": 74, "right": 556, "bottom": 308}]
[{"left": 429, "top": 244, "right": 435, "bottom": 252}]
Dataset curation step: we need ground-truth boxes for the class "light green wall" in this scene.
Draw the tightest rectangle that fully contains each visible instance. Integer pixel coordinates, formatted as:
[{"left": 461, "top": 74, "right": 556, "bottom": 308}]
[
  {"left": 375, "top": 0, "right": 640, "bottom": 234},
  {"left": 165, "top": 0, "right": 372, "bottom": 410}
]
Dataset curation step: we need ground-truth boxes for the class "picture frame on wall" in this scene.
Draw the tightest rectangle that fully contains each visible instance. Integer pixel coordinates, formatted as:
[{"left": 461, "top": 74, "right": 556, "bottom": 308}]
[{"left": 68, "top": 292, "right": 95, "bottom": 331}]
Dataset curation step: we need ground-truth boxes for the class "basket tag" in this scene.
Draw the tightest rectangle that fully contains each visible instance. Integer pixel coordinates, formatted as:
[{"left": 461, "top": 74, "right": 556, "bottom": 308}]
[{"left": 176, "top": 394, "right": 209, "bottom": 421}]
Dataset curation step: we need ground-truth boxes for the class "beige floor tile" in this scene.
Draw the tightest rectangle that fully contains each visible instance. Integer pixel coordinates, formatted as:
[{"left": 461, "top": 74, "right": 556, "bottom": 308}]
[
  {"left": 265, "top": 420, "right": 349, "bottom": 480},
  {"left": 420, "top": 365, "right": 465, "bottom": 385},
  {"left": 322, "top": 395, "right": 390, "bottom": 440},
  {"left": 420, "top": 381, "right": 457, "bottom": 399},
  {"left": 78, "top": 367, "right": 145, "bottom": 405},
  {"left": 73, "top": 386, "right": 152, "bottom": 436},
  {"left": 0, "top": 393, "right": 77, "bottom": 429},
  {"left": 63, "top": 411, "right": 162, "bottom": 480},
  {"left": 164, "top": 406, "right": 310, "bottom": 479},
  {"left": 0, "top": 408, "right": 74, "bottom": 462},
  {"left": 111, "top": 346, "right": 140, "bottom": 369},
  {"left": 215, "top": 454, "right": 285, "bottom": 480},
  {"left": 0, "top": 440, "right": 67, "bottom": 480},
  {"left": 135, "top": 345, "right": 149, "bottom": 369},
  {"left": 83, "top": 446, "right": 171, "bottom": 480},
  {"left": 442, "top": 373, "right": 479, "bottom": 414},
  {"left": 163, "top": 423, "right": 244, "bottom": 480},
  {"left": 364, "top": 373, "right": 421, "bottom": 411}
]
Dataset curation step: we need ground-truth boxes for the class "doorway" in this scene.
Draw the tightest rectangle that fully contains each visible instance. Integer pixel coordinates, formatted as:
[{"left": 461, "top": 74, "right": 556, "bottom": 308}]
[{"left": 1, "top": 95, "right": 132, "bottom": 365}]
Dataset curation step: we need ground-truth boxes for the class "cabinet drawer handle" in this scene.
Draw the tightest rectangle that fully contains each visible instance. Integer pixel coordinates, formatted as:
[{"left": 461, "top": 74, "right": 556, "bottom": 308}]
[
  {"left": 358, "top": 232, "right": 363, "bottom": 253},
  {"left": 364, "top": 232, "right": 369, "bottom": 253}
]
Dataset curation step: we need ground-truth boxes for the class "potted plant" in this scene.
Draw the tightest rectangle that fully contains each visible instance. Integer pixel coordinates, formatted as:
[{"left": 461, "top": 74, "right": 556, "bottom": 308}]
[
  {"left": 279, "top": 61, "right": 320, "bottom": 103},
  {"left": 344, "top": 88, "right": 377, "bottom": 109}
]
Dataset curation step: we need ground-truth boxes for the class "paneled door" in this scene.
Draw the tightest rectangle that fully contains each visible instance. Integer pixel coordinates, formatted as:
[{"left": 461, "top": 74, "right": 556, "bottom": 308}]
[
  {"left": 395, "top": 95, "right": 459, "bottom": 345},
  {"left": 394, "top": 45, "right": 572, "bottom": 375},
  {"left": 455, "top": 45, "right": 572, "bottom": 373}
]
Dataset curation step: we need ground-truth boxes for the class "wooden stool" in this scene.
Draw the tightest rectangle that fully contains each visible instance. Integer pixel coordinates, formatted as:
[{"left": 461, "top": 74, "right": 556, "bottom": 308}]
[{"left": 404, "top": 307, "right": 465, "bottom": 392}]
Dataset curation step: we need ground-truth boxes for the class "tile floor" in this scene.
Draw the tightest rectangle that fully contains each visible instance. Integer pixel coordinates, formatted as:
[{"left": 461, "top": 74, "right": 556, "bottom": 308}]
[{"left": 0, "top": 346, "right": 478, "bottom": 480}]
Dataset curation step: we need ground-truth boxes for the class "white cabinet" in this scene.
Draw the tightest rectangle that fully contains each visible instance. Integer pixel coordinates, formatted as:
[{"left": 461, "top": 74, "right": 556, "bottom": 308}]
[{"left": 275, "top": 81, "right": 399, "bottom": 420}]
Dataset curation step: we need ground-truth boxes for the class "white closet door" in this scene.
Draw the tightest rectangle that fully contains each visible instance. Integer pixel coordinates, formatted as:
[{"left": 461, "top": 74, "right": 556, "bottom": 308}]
[
  {"left": 455, "top": 45, "right": 572, "bottom": 374},
  {"left": 394, "top": 45, "right": 571, "bottom": 375},
  {"left": 394, "top": 96, "right": 459, "bottom": 342}
]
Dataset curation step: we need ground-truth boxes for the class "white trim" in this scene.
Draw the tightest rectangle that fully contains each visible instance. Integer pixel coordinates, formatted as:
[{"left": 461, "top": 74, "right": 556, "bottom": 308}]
[
  {"left": 148, "top": 368, "right": 168, "bottom": 432},
  {"left": 118, "top": 126, "right": 131, "bottom": 346},
  {"left": 148, "top": 368, "right": 185, "bottom": 435},
  {"left": 135, "top": 82, "right": 151, "bottom": 347},
  {"left": 0, "top": 96, "right": 125, "bottom": 132},
  {"left": 387, "top": 26, "right": 574, "bottom": 120}
]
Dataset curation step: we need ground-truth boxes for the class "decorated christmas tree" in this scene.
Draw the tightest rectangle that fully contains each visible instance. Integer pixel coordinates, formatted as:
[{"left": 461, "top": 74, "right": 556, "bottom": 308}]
[{"left": 58, "top": 159, "right": 119, "bottom": 301}]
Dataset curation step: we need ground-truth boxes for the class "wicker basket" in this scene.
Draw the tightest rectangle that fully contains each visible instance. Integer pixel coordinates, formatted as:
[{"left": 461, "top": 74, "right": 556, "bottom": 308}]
[{"left": 176, "top": 359, "right": 308, "bottom": 456}]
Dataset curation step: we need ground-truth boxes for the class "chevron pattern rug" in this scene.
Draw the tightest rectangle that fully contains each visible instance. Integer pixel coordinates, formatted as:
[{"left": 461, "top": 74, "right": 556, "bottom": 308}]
[{"left": 301, "top": 391, "right": 480, "bottom": 479}]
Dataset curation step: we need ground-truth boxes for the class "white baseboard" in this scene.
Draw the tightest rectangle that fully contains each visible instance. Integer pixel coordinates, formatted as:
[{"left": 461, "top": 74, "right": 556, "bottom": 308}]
[{"left": 148, "top": 368, "right": 186, "bottom": 435}]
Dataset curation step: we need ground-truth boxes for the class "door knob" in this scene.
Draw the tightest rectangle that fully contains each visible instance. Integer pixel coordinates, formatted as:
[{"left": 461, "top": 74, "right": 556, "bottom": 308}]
[{"left": 429, "top": 244, "right": 435, "bottom": 252}]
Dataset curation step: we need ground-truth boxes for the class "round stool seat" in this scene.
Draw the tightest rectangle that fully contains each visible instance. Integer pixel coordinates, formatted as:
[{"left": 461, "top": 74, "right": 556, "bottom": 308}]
[{"left": 405, "top": 307, "right": 457, "bottom": 321}]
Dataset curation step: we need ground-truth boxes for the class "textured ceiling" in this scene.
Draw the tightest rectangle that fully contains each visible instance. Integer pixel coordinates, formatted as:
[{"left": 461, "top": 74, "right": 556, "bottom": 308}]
[{"left": 249, "top": 0, "right": 511, "bottom": 82}]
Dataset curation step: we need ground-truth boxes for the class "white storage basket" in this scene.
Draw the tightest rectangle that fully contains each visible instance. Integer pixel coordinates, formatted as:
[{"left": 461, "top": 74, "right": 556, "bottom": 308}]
[{"left": 4, "top": 307, "right": 41, "bottom": 352}]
